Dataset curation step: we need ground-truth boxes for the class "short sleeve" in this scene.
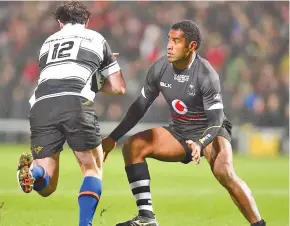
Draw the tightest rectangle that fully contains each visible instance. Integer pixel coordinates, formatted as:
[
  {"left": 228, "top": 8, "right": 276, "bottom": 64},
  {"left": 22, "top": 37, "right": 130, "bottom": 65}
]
[
  {"left": 99, "top": 40, "right": 120, "bottom": 77},
  {"left": 200, "top": 70, "right": 224, "bottom": 111}
]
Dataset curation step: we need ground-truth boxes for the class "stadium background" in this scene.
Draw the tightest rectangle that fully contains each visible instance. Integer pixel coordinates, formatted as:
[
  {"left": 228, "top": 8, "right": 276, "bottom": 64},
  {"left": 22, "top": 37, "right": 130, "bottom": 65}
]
[{"left": 0, "top": 1, "right": 288, "bottom": 226}]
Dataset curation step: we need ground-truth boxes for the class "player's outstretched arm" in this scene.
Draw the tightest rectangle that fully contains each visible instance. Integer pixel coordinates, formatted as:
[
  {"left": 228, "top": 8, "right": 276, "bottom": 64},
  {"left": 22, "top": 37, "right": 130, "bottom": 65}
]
[
  {"left": 102, "top": 61, "right": 160, "bottom": 161},
  {"left": 108, "top": 60, "right": 160, "bottom": 143},
  {"left": 110, "top": 94, "right": 153, "bottom": 140},
  {"left": 102, "top": 94, "right": 154, "bottom": 161}
]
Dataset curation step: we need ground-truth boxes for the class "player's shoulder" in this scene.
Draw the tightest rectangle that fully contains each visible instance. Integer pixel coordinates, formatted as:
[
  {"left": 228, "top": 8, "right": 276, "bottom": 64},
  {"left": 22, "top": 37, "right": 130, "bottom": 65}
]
[
  {"left": 42, "top": 31, "right": 59, "bottom": 45},
  {"left": 83, "top": 28, "right": 106, "bottom": 43},
  {"left": 44, "top": 28, "right": 105, "bottom": 43},
  {"left": 196, "top": 54, "right": 219, "bottom": 78},
  {"left": 38, "top": 32, "right": 60, "bottom": 55},
  {"left": 154, "top": 55, "right": 168, "bottom": 65}
]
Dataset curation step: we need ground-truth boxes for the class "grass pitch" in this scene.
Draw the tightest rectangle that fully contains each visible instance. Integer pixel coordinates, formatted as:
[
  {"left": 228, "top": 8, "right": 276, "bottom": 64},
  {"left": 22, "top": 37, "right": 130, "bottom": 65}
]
[{"left": 0, "top": 144, "right": 288, "bottom": 226}]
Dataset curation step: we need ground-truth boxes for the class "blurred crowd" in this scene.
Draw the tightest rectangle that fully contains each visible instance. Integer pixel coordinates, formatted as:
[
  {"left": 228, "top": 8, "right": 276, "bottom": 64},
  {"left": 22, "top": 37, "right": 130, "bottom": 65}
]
[{"left": 0, "top": 1, "right": 288, "bottom": 130}]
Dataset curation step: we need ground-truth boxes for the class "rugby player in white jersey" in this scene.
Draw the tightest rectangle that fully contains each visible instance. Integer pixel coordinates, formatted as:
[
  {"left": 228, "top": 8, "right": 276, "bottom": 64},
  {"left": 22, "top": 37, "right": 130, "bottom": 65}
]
[{"left": 16, "top": 2, "right": 125, "bottom": 226}]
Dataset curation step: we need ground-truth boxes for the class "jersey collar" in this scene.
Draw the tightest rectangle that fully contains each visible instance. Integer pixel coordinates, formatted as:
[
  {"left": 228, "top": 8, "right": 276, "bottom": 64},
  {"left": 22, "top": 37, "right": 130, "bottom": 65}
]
[
  {"left": 187, "top": 52, "right": 196, "bottom": 69},
  {"left": 171, "top": 52, "right": 197, "bottom": 70},
  {"left": 62, "top": 23, "right": 85, "bottom": 30}
]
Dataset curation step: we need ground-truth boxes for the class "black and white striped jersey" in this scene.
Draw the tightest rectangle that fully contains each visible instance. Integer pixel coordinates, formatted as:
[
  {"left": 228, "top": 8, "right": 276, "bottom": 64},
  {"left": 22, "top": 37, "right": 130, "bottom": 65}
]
[
  {"left": 109, "top": 54, "right": 232, "bottom": 149},
  {"left": 29, "top": 23, "right": 120, "bottom": 107}
]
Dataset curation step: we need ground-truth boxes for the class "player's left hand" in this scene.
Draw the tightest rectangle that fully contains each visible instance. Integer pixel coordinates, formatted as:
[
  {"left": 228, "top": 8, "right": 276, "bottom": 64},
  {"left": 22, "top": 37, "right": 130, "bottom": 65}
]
[
  {"left": 102, "top": 136, "right": 117, "bottom": 162},
  {"left": 185, "top": 140, "right": 202, "bottom": 165},
  {"left": 113, "top": 53, "right": 119, "bottom": 57}
]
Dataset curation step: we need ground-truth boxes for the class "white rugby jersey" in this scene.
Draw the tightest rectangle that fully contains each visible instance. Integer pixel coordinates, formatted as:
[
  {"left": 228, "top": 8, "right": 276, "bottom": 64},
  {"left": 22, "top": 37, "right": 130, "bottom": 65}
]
[{"left": 29, "top": 23, "right": 120, "bottom": 107}]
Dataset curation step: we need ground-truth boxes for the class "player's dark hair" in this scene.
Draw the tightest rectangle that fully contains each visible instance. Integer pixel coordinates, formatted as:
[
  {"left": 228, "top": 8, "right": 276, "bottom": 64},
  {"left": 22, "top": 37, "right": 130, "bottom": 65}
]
[
  {"left": 171, "top": 20, "right": 201, "bottom": 50},
  {"left": 54, "top": 1, "right": 91, "bottom": 25}
]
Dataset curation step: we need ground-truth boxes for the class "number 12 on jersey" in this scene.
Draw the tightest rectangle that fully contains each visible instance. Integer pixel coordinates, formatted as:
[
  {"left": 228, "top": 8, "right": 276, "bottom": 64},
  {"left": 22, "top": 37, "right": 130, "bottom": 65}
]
[{"left": 47, "top": 39, "right": 81, "bottom": 63}]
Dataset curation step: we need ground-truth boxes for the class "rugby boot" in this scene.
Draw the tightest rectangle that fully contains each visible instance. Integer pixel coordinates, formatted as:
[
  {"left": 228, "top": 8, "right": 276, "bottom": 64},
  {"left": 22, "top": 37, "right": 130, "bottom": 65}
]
[
  {"left": 17, "top": 152, "right": 35, "bottom": 193},
  {"left": 116, "top": 215, "right": 159, "bottom": 226}
]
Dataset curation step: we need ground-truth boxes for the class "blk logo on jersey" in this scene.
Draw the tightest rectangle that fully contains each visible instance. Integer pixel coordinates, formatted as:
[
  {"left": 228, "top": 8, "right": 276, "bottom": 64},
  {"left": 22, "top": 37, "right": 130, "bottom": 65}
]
[
  {"left": 160, "top": 81, "right": 172, "bottom": 88},
  {"left": 172, "top": 99, "right": 188, "bottom": 115}
]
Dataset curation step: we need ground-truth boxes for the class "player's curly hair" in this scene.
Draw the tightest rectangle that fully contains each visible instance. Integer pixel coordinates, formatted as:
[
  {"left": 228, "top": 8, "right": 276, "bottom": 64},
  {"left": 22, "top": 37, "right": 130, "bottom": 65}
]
[
  {"left": 54, "top": 1, "right": 91, "bottom": 25},
  {"left": 171, "top": 20, "right": 201, "bottom": 50}
]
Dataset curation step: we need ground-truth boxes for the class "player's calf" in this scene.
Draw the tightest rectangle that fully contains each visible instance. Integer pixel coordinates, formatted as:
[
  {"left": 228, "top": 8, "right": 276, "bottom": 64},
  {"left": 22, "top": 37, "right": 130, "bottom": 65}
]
[
  {"left": 119, "top": 128, "right": 186, "bottom": 224},
  {"left": 122, "top": 134, "right": 156, "bottom": 220},
  {"left": 78, "top": 176, "right": 102, "bottom": 226},
  {"left": 74, "top": 147, "right": 103, "bottom": 226},
  {"left": 214, "top": 168, "right": 266, "bottom": 226},
  {"left": 204, "top": 137, "right": 265, "bottom": 225}
]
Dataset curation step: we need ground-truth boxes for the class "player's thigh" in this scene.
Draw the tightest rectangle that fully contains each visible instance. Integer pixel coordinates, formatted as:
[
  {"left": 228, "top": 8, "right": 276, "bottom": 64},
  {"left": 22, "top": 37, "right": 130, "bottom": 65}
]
[
  {"left": 203, "top": 134, "right": 233, "bottom": 171},
  {"left": 204, "top": 121, "right": 234, "bottom": 168},
  {"left": 63, "top": 97, "right": 101, "bottom": 153},
  {"left": 29, "top": 99, "right": 66, "bottom": 160},
  {"left": 67, "top": 118, "right": 103, "bottom": 177},
  {"left": 62, "top": 97, "right": 102, "bottom": 176},
  {"left": 30, "top": 131, "right": 63, "bottom": 188},
  {"left": 29, "top": 100, "right": 66, "bottom": 186},
  {"left": 123, "top": 127, "right": 187, "bottom": 163},
  {"left": 73, "top": 144, "right": 103, "bottom": 178}
]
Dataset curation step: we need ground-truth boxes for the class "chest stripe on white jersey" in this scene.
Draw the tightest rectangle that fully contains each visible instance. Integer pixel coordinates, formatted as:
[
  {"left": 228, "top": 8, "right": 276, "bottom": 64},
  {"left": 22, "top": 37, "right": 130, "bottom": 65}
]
[
  {"left": 77, "top": 48, "right": 101, "bottom": 67},
  {"left": 40, "top": 60, "right": 94, "bottom": 74},
  {"left": 79, "top": 46, "right": 101, "bottom": 61},
  {"left": 63, "top": 76, "right": 86, "bottom": 82},
  {"left": 34, "top": 79, "right": 85, "bottom": 99}
]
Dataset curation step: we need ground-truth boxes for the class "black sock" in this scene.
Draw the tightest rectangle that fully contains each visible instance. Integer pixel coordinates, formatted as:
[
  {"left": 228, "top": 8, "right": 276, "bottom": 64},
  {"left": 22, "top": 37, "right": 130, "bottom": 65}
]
[
  {"left": 125, "top": 162, "right": 155, "bottom": 219},
  {"left": 251, "top": 219, "right": 266, "bottom": 226}
]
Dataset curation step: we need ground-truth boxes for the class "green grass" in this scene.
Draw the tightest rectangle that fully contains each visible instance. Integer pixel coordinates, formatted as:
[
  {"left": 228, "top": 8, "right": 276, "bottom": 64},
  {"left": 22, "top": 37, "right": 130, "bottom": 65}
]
[{"left": 0, "top": 144, "right": 288, "bottom": 226}]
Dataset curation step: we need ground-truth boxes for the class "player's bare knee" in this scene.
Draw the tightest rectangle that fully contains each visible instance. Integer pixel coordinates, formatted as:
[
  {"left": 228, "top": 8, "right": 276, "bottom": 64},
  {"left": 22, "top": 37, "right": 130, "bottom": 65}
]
[
  {"left": 80, "top": 161, "right": 98, "bottom": 174},
  {"left": 213, "top": 164, "right": 237, "bottom": 188},
  {"left": 75, "top": 149, "right": 102, "bottom": 176}
]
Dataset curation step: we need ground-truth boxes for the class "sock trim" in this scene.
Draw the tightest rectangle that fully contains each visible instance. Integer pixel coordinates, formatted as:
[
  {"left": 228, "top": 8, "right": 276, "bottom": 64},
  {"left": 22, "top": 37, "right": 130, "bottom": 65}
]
[
  {"left": 130, "top": 179, "right": 150, "bottom": 189},
  {"left": 251, "top": 219, "right": 266, "bottom": 226},
  {"left": 33, "top": 169, "right": 50, "bottom": 191},
  {"left": 138, "top": 205, "right": 153, "bottom": 212},
  {"left": 34, "top": 167, "right": 47, "bottom": 184},
  {"left": 79, "top": 191, "right": 100, "bottom": 200},
  {"left": 134, "top": 192, "right": 152, "bottom": 200}
]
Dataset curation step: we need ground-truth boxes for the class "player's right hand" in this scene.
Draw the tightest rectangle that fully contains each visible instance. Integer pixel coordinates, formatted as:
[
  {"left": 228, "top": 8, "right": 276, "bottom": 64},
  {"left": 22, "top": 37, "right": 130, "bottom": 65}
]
[
  {"left": 102, "top": 136, "right": 117, "bottom": 162},
  {"left": 185, "top": 140, "right": 201, "bottom": 165}
]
